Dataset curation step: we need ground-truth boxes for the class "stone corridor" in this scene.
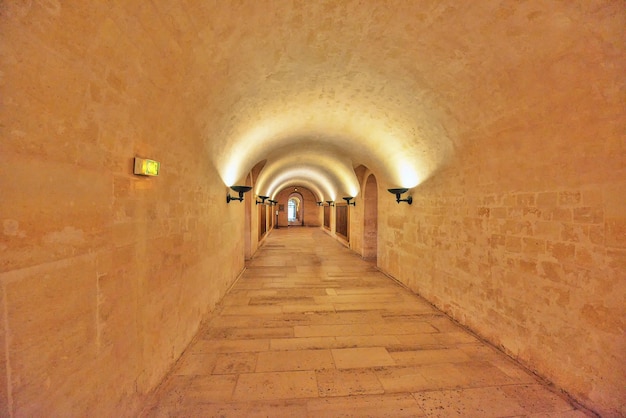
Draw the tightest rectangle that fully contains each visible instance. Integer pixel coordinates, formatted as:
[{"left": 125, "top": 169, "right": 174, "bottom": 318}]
[{"left": 141, "top": 228, "right": 591, "bottom": 417}]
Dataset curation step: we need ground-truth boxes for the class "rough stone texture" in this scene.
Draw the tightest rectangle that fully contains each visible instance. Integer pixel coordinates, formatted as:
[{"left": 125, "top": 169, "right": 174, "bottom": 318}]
[
  {"left": 0, "top": 1, "right": 624, "bottom": 416},
  {"left": 377, "top": 130, "right": 626, "bottom": 415},
  {"left": 142, "top": 228, "right": 590, "bottom": 417},
  {"left": 0, "top": 2, "right": 246, "bottom": 416}
]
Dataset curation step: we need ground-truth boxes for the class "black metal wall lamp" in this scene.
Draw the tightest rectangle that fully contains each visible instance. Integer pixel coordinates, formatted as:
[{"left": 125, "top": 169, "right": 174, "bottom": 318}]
[
  {"left": 343, "top": 197, "right": 356, "bottom": 206},
  {"left": 388, "top": 188, "right": 413, "bottom": 204},
  {"left": 226, "top": 185, "right": 252, "bottom": 203},
  {"left": 326, "top": 200, "right": 335, "bottom": 207},
  {"left": 316, "top": 201, "right": 323, "bottom": 206},
  {"left": 256, "top": 195, "right": 269, "bottom": 205}
]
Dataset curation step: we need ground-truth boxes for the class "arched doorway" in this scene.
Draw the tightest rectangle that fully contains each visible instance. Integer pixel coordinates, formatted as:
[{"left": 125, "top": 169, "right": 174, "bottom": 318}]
[
  {"left": 244, "top": 173, "right": 252, "bottom": 260},
  {"left": 287, "top": 193, "right": 303, "bottom": 226},
  {"left": 363, "top": 174, "right": 378, "bottom": 261}
]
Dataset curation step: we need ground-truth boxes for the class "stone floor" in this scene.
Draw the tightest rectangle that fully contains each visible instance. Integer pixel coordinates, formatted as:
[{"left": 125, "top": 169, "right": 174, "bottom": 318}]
[{"left": 141, "top": 227, "right": 592, "bottom": 417}]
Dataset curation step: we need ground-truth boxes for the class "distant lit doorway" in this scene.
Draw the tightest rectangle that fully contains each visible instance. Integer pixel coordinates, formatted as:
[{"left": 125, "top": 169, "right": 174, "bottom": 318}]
[{"left": 288, "top": 193, "right": 303, "bottom": 226}]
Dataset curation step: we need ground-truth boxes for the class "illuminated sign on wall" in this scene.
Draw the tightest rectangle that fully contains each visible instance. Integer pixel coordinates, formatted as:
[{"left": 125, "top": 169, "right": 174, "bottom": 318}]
[{"left": 134, "top": 157, "right": 160, "bottom": 176}]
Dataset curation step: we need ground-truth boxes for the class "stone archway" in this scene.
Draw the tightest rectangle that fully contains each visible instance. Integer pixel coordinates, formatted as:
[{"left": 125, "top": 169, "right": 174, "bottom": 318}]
[{"left": 363, "top": 174, "right": 378, "bottom": 261}]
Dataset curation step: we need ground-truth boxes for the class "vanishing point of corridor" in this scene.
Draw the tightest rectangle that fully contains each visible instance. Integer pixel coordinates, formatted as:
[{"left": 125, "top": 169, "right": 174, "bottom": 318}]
[{"left": 142, "top": 228, "right": 590, "bottom": 417}]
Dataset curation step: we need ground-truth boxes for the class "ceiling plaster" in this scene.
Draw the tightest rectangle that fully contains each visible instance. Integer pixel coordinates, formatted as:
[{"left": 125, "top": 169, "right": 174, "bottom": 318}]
[{"left": 188, "top": 1, "right": 618, "bottom": 197}]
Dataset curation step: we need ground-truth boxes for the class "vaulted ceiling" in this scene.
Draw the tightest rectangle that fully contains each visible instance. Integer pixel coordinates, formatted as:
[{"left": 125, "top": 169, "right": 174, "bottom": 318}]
[{"left": 172, "top": 1, "right": 620, "bottom": 200}]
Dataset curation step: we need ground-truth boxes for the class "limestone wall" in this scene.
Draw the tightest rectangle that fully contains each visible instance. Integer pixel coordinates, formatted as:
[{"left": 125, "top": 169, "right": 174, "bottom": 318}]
[
  {"left": 0, "top": 4, "right": 245, "bottom": 416},
  {"left": 375, "top": 22, "right": 626, "bottom": 418},
  {"left": 1, "top": 1, "right": 624, "bottom": 417}
]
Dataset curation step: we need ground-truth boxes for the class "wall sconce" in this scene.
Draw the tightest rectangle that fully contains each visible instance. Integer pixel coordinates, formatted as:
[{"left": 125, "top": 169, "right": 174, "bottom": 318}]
[
  {"left": 316, "top": 201, "right": 323, "bottom": 206},
  {"left": 268, "top": 199, "right": 277, "bottom": 206},
  {"left": 343, "top": 197, "right": 356, "bottom": 206},
  {"left": 388, "top": 188, "right": 413, "bottom": 204},
  {"left": 226, "top": 185, "right": 252, "bottom": 203},
  {"left": 326, "top": 200, "right": 335, "bottom": 207},
  {"left": 256, "top": 195, "right": 269, "bottom": 205}
]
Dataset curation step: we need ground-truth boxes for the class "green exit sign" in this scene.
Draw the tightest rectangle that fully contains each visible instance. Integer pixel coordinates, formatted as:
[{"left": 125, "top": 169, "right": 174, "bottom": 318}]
[{"left": 134, "top": 157, "right": 160, "bottom": 176}]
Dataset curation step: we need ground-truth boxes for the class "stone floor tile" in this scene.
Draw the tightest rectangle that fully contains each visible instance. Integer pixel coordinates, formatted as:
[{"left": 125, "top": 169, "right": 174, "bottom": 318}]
[
  {"left": 454, "top": 360, "right": 518, "bottom": 387},
  {"left": 207, "top": 315, "right": 293, "bottom": 329},
  {"left": 390, "top": 348, "right": 472, "bottom": 366},
  {"left": 270, "top": 336, "right": 340, "bottom": 351},
  {"left": 248, "top": 295, "right": 315, "bottom": 305},
  {"left": 144, "top": 400, "right": 309, "bottom": 418},
  {"left": 334, "top": 287, "right": 401, "bottom": 295},
  {"left": 232, "top": 371, "right": 318, "bottom": 401},
  {"left": 206, "top": 326, "right": 294, "bottom": 339},
  {"left": 314, "top": 294, "right": 404, "bottom": 304},
  {"left": 414, "top": 386, "right": 526, "bottom": 418},
  {"left": 246, "top": 289, "right": 278, "bottom": 297},
  {"left": 282, "top": 303, "right": 336, "bottom": 313},
  {"left": 189, "top": 338, "right": 269, "bottom": 353},
  {"left": 335, "top": 302, "right": 434, "bottom": 313},
  {"left": 393, "top": 333, "right": 442, "bottom": 350},
  {"left": 370, "top": 321, "right": 439, "bottom": 335},
  {"left": 331, "top": 347, "right": 395, "bottom": 369},
  {"left": 307, "top": 393, "right": 427, "bottom": 417},
  {"left": 212, "top": 352, "right": 257, "bottom": 374},
  {"left": 306, "top": 311, "right": 385, "bottom": 325},
  {"left": 316, "top": 368, "right": 384, "bottom": 397},
  {"left": 172, "top": 353, "right": 217, "bottom": 376},
  {"left": 417, "top": 363, "right": 473, "bottom": 389},
  {"left": 219, "top": 295, "right": 251, "bottom": 306},
  {"left": 332, "top": 302, "right": 397, "bottom": 311},
  {"left": 294, "top": 323, "right": 376, "bottom": 337},
  {"left": 433, "top": 330, "right": 480, "bottom": 344},
  {"left": 296, "top": 265, "right": 342, "bottom": 273},
  {"left": 502, "top": 384, "right": 581, "bottom": 414},
  {"left": 375, "top": 366, "right": 432, "bottom": 393},
  {"left": 256, "top": 349, "right": 335, "bottom": 372},
  {"left": 523, "top": 410, "right": 592, "bottom": 418},
  {"left": 181, "top": 375, "right": 238, "bottom": 402},
  {"left": 220, "top": 305, "right": 283, "bottom": 316},
  {"left": 150, "top": 375, "right": 237, "bottom": 407},
  {"left": 143, "top": 228, "right": 588, "bottom": 417},
  {"left": 334, "top": 334, "right": 400, "bottom": 348},
  {"left": 458, "top": 342, "right": 503, "bottom": 360}
]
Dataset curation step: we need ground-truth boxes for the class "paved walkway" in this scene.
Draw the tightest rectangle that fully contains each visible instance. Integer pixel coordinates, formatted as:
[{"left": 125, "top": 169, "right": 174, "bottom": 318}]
[{"left": 142, "top": 227, "right": 590, "bottom": 417}]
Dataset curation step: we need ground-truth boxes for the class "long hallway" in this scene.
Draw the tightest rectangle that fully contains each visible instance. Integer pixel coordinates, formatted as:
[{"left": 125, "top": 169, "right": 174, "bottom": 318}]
[{"left": 141, "top": 228, "right": 589, "bottom": 417}]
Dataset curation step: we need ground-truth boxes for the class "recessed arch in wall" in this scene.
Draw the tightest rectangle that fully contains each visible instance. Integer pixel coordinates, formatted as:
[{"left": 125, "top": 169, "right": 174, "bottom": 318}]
[
  {"left": 244, "top": 172, "right": 252, "bottom": 260},
  {"left": 363, "top": 173, "right": 378, "bottom": 261}
]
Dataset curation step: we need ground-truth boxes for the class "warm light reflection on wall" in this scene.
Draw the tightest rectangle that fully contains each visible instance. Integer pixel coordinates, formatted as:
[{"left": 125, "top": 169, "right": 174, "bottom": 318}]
[{"left": 397, "top": 160, "right": 420, "bottom": 188}]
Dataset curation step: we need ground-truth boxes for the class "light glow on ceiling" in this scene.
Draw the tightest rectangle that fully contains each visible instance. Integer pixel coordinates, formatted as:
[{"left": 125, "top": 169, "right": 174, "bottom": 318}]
[
  {"left": 264, "top": 167, "right": 337, "bottom": 201},
  {"left": 212, "top": 79, "right": 452, "bottom": 195}
]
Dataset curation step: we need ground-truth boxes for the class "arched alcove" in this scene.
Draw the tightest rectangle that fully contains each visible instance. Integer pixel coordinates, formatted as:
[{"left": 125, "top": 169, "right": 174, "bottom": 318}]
[
  {"left": 363, "top": 174, "right": 378, "bottom": 261},
  {"left": 244, "top": 173, "right": 252, "bottom": 260}
]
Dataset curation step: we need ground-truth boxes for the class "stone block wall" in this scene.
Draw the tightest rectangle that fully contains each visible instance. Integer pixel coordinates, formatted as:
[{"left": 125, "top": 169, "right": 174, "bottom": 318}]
[
  {"left": 379, "top": 179, "right": 625, "bottom": 416},
  {"left": 0, "top": 4, "right": 245, "bottom": 416},
  {"left": 376, "top": 69, "right": 625, "bottom": 418},
  {"left": 373, "top": 3, "right": 625, "bottom": 414}
]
